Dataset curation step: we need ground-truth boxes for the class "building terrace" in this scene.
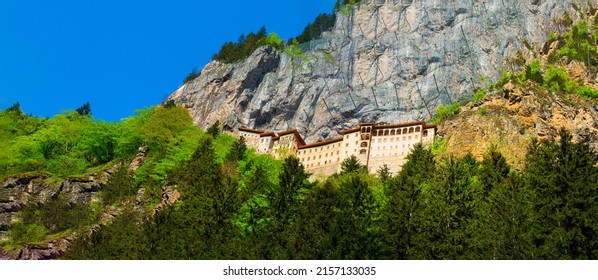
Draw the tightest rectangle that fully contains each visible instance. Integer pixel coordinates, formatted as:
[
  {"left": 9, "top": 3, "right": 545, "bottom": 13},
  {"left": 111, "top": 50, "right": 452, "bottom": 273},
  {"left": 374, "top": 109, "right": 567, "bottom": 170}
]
[{"left": 236, "top": 121, "right": 436, "bottom": 177}]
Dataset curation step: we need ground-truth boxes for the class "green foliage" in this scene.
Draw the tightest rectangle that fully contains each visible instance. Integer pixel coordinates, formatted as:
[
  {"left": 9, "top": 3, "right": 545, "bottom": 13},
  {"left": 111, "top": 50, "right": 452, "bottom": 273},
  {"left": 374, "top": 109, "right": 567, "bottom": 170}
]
[
  {"left": 183, "top": 67, "right": 201, "bottom": 84},
  {"left": 525, "top": 59, "right": 544, "bottom": 84},
  {"left": 524, "top": 130, "right": 598, "bottom": 259},
  {"left": 138, "top": 106, "right": 194, "bottom": 154},
  {"left": 6, "top": 102, "right": 23, "bottom": 114},
  {"left": 339, "top": 155, "right": 366, "bottom": 174},
  {"left": 101, "top": 164, "right": 136, "bottom": 205},
  {"left": 543, "top": 65, "right": 576, "bottom": 92},
  {"left": 264, "top": 32, "right": 284, "bottom": 49},
  {"left": 493, "top": 70, "right": 512, "bottom": 89},
  {"left": 212, "top": 26, "right": 269, "bottom": 63},
  {"left": 163, "top": 100, "right": 177, "bottom": 109},
  {"left": 75, "top": 102, "right": 92, "bottom": 116},
  {"left": 430, "top": 138, "right": 447, "bottom": 156},
  {"left": 472, "top": 89, "right": 488, "bottom": 103},
  {"left": 5, "top": 223, "right": 48, "bottom": 248},
  {"left": 548, "top": 20, "right": 597, "bottom": 68},
  {"left": 207, "top": 120, "right": 221, "bottom": 138},
  {"left": 289, "top": 13, "right": 336, "bottom": 45},
  {"left": 283, "top": 41, "right": 311, "bottom": 64},
  {"left": 576, "top": 85, "right": 598, "bottom": 99},
  {"left": 431, "top": 102, "right": 460, "bottom": 124},
  {"left": 65, "top": 210, "right": 149, "bottom": 259},
  {"left": 20, "top": 195, "right": 90, "bottom": 233},
  {"left": 226, "top": 136, "right": 247, "bottom": 162}
]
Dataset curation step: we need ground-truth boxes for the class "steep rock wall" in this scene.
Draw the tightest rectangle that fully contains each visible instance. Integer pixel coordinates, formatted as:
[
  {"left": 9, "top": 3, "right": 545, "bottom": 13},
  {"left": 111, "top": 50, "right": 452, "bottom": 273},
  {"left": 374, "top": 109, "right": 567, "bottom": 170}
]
[{"left": 169, "top": 0, "right": 591, "bottom": 142}]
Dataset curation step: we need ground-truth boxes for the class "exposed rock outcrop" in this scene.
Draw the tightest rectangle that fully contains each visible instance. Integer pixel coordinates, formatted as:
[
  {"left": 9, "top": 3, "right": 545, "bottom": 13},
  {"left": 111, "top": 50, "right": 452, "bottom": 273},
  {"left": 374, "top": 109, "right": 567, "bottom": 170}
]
[
  {"left": 169, "top": 0, "right": 589, "bottom": 143},
  {"left": 438, "top": 81, "right": 598, "bottom": 169}
]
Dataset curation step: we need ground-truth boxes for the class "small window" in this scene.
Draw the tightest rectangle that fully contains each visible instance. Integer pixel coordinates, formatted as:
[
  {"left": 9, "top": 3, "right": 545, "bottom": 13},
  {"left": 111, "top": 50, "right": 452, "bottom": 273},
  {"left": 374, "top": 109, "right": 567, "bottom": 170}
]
[{"left": 360, "top": 149, "right": 367, "bottom": 155}]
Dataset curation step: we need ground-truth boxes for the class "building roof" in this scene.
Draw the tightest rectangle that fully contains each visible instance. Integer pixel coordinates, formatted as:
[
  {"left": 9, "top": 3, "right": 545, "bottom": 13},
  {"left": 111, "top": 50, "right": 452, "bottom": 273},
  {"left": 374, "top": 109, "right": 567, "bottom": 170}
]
[
  {"left": 373, "top": 121, "right": 426, "bottom": 130},
  {"left": 298, "top": 137, "right": 343, "bottom": 149},
  {"left": 424, "top": 123, "right": 438, "bottom": 130},
  {"left": 259, "top": 132, "right": 276, "bottom": 137},
  {"left": 276, "top": 129, "right": 306, "bottom": 146},
  {"left": 239, "top": 127, "right": 265, "bottom": 134},
  {"left": 340, "top": 127, "right": 360, "bottom": 135}
]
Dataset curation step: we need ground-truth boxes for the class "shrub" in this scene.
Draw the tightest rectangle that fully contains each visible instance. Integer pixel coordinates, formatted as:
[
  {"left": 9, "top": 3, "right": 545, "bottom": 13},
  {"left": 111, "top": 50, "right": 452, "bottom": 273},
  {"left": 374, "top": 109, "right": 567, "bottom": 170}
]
[
  {"left": 264, "top": 32, "right": 284, "bottom": 49},
  {"left": 213, "top": 27, "right": 268, "bottom": 63},
  {"left": 493, "top": 71, "right": 512, "bottom": 89},
  {"left": 432, "top": 102, "right": 461, "bottom": 124},
  {"left": 473, "top": 89, "right": 488, "bottom": 102},
  {"left": 183, "top": 67, "right": 201, "bottom": 84},
  {"left": 7, "top": 223, "right": 48, "bottom": 246},
  {"left": 576, "top": 85, "right": 598, "bottom": 99},
  {"left": 525, "top": 59, "right": 543, "bottom": 84},
  {"left": 543, "top": 65, "right": 575, "bottom": 92}
]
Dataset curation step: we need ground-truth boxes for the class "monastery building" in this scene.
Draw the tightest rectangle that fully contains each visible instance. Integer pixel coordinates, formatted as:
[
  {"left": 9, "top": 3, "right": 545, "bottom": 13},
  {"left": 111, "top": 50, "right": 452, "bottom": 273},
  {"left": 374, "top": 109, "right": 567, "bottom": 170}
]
[{"left": 238, "top": 121, "right": 436, "bottom": 176}]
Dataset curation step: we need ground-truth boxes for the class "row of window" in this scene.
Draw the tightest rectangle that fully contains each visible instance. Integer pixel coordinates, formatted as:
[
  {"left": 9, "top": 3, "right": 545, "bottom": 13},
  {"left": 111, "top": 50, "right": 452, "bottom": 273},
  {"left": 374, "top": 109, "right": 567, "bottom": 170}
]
[
  {"left": 374, "top": 126, "right": 421, "bottom": 136},
  {"left": 302, "top": 158, "right": 340, "bottom": 168},
  {"left": 302, "top": 150, "right": 341, "bottom": 161},
  {"left": 241, "top": 133, "right": 260, "bottom": 138},
  {"left": 373, "top": 135, "right": 418, "bottom": 143},
  {"left": 299, "top": 143, "right": 340, "bottom": 155}
]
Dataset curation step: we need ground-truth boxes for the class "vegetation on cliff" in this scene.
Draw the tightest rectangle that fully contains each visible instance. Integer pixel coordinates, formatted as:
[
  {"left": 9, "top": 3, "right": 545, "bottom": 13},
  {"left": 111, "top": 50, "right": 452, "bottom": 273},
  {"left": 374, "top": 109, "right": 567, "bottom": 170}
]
[{"left": 59, "top": 129, "right": 597, "bottom": 260}]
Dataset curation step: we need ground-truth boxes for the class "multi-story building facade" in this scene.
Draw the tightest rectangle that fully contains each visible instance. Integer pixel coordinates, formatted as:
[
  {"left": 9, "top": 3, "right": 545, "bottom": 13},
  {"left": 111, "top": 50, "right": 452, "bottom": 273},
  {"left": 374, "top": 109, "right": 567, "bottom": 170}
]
[{"left": 237, "top": 121, "right": 436, "bottom": 177}]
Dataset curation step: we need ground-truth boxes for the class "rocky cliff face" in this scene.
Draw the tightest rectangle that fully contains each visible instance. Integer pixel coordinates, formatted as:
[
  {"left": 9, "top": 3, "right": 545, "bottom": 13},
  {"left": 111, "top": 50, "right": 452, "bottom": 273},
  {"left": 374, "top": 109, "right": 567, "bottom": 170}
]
[
  {"left": 0, "top": 172, "right": 109, "bottom": 259},
  {"left": 169, "top": 0, "right": 589, "bottom": 143},
  {"left": 439, "top": 80, "right": 598, "bottom": 169}
]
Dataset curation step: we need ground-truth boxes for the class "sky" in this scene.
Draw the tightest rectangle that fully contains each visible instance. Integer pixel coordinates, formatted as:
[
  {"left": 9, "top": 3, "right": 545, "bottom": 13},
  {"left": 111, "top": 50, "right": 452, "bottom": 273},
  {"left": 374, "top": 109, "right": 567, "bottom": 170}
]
[{"left": 0, "top": 0, "right": 337, "bottom": 121}]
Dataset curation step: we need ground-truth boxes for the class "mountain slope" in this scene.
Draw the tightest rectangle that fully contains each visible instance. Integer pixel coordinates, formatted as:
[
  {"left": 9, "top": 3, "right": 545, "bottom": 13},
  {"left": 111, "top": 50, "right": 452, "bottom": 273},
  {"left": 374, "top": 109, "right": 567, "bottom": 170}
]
[{"left": 169, "top": 0, "right": 585, "bottom": 143}]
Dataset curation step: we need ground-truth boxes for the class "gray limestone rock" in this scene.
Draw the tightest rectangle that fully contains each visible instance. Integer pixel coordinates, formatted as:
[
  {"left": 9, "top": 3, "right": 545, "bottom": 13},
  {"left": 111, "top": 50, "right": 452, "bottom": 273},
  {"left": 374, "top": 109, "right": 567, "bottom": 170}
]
[{"left": 169, "top": 0, "right": 588, "bottom": 143}]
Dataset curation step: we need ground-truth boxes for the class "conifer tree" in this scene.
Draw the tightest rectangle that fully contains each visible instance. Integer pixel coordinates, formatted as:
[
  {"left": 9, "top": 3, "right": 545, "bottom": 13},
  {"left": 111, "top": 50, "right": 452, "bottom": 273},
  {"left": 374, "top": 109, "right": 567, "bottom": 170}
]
[{"left": 525, "top": 130, "right": 598, "bottom": 259}]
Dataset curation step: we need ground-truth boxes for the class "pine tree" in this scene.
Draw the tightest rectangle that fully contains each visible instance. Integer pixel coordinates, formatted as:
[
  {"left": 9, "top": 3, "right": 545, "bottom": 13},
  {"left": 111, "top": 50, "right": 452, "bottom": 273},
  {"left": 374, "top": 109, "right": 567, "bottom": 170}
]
[
  {"left": 382, "top": 143, "right": 436, "bottom": 259},
  {"left": 207, "top": 120, "right": 221, "bottom": 138},
  {"left": 75, "top": 102, "right": 91, "bottom": 116},
  {"left": 525, "top": 130, "right": 598, "bottom": 259},
  {"left": 340, "top": 155, "right": 366, "bottom": 174}
]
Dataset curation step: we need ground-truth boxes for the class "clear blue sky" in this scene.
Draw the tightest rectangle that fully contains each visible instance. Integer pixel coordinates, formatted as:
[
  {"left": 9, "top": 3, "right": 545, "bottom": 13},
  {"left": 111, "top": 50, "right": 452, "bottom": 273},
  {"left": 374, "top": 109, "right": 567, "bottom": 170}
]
[{"left": 0, "top": 0, "right": 336, "bottom": 121}]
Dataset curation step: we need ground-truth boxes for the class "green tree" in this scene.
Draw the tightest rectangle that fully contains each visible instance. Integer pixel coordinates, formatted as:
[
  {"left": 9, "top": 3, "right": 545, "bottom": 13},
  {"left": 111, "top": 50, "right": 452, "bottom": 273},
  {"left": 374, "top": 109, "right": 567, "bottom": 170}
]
[
  {"left": 524, "top": 130, "right": 598, "bottom": 259},
  {"left": 340, "top": 155, "right": 366, "bottom": 174},
  {"left": 382, "top": 143, "right": 436, "bottom": 259},
  {"left": 265, "top": 156, "right": 310, "bottom": 258},
  {"left": 183, "top": 67, "right": 201, "bottom": 84},
  {"left": 226, "top": 136, "right": 247, "bottom": 162},
  {"left": 335, "top": 174, "right": 380, "bottom": 259},
  {"left": 101, "top": 163, "right": 136, "bottom": 205},
  {"left": 6, "top": 102, "right": 23, "bottom": 114},
  {"left": 75, "top": 102, "right": 92, "bottom": 116},
  {"left": 138, "top": 106, "right": 194, "bottom": 154},
  {"left": 290, "top": 182, "right": 342, "bottom": 259},
  {"left": 207, "top": 120, "right": 221, "bottom": 138}
]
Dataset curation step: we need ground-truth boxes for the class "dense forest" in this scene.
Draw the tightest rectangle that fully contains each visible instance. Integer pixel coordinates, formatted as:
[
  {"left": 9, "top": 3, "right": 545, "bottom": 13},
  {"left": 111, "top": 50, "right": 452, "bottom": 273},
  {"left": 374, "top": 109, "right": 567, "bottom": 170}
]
[
  {"left": 1, "top": 101, "right": 596, "bottom": 259},
  {"left": 65, "top": 126, "right": 597, "bottom": 260},
  {"left": 2, "top": 1, "right": 597, "bottom": 260}
]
